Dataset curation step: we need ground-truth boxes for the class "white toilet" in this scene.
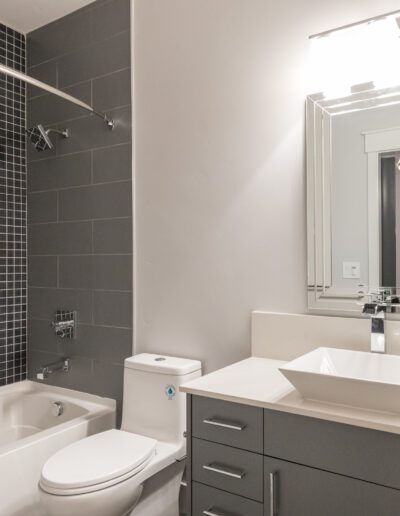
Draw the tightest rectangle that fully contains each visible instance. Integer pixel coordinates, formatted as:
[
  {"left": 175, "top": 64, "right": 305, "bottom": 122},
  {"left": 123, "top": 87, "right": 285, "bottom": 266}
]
[{"left": 38, "top": 353, "right": 201, "bottom": 516}]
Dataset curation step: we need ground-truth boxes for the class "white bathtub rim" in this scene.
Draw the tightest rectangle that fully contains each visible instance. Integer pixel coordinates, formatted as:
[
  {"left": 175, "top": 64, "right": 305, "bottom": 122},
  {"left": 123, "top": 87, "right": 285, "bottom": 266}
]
[
  {"left": 0, "top": 381, "right": 116, "bottom": 458},
  {"left": 0, "top": 380, "right": 116, "bottom": 410}
]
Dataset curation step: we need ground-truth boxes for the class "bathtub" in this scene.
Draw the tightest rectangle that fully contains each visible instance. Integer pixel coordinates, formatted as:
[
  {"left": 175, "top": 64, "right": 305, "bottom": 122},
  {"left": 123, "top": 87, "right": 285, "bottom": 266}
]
[{"left": 0, "top": 380, "right": 116, "bottom": 516}]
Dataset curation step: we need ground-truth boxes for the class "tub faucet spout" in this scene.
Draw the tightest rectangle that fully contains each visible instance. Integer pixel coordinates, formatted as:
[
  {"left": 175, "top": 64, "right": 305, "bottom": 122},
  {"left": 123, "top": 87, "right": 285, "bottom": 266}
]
[{"left": 36, "top": 358, "right": 70, "bottom": 380}]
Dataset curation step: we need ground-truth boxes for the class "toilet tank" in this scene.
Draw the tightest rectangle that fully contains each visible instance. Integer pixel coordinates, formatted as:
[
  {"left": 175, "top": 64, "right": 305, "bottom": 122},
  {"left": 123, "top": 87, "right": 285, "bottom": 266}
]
[{"left": 121, "top": 354, "right": 201, "bottom": 444}]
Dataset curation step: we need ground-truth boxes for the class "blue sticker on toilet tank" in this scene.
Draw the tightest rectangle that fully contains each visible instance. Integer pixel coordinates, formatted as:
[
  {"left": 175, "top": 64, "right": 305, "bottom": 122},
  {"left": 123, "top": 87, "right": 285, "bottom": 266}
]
[{"left": 165, "top": 385, "right": 176, "bottom": 400}]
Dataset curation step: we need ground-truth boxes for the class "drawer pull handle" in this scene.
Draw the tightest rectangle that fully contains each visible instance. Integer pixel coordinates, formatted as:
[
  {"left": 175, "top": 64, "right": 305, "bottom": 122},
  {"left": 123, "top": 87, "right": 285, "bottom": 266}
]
[
  {"left": 203, "top": 462, "right": 246, "bottom": 479},
  {"left": 203, "top": 509, "right": 235, "bottom": 516},
  {"left": 269, "top": 471, "right": 278, "bottom": 516},
  {"left": 203, "top": 418, "right": 245, "bottom": 431}
]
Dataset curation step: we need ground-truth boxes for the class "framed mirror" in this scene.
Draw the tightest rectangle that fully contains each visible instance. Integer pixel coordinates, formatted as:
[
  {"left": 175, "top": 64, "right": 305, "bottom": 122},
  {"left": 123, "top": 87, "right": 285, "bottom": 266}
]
[{"left": 307, "top": 84, "right": 400, "bottom": 313}]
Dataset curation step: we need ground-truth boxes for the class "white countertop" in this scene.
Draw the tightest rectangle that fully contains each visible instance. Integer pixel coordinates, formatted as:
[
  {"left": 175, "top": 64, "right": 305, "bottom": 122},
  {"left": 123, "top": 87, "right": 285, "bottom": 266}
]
[{"left": 181, "top": 357, "right": 400, "bottom": 435}]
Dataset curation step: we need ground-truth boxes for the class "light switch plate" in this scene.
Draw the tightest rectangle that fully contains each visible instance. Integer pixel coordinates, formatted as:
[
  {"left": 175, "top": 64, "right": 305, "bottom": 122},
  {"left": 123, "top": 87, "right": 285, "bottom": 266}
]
[{"left": 343, "top": 261, "right": 361, "bottom": 279}]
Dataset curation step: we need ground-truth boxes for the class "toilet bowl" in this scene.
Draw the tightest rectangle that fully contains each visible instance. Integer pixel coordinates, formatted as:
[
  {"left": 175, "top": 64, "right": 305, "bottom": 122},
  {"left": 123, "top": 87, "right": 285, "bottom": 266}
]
[
  {"left": 39, "top": 354, "right": 201, "bottom": 516},
  {"left": 39, "top": 430, "right": 154, "bottom": 516}
]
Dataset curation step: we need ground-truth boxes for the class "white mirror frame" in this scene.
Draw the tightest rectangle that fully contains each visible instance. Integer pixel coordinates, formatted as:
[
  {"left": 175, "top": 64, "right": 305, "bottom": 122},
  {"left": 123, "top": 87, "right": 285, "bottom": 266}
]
[{"left": 307, "top": 94, "right": 369, "bottom": 315}]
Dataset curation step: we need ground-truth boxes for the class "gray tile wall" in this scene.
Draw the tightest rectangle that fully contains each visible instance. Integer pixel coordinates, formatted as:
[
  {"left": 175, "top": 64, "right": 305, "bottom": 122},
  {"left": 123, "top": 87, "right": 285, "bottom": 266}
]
[
  {"left": 27, "top": 0, "right": 132, "bottom": 414},
  {"left": 0, "top": 24, "right": 27, "bottom": 385}
]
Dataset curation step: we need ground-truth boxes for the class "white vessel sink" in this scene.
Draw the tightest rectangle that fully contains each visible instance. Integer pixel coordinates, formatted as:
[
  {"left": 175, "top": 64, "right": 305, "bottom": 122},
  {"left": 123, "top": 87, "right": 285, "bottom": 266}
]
[{"left": 279, "top": 347, "right": 400, "bottom": 414}]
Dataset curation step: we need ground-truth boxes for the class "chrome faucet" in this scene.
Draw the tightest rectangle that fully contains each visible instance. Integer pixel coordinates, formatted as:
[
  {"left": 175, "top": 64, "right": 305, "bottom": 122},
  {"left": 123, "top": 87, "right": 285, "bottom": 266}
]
[
  {"left": 362, "top": 291, "right": 400, "bottom": 353},
  {"left": 36, "top": 358, "right": 71, "bottom": 380},
  {"left": 362, "top": 302, "right": 386, "bottom": 353}
]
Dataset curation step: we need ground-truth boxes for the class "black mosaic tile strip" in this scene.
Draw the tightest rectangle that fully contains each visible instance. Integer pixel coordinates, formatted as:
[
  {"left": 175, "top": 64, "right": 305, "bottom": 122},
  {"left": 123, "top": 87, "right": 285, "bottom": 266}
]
[{"left": 0, "top": 24, "right": 27, "bottom": 384}]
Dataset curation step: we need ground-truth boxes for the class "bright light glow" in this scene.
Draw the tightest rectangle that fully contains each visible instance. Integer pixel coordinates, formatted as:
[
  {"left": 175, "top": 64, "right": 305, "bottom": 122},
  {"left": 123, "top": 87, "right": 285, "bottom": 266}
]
[{"left": 309, "top": 16, "right": 400, "bottom": 96}]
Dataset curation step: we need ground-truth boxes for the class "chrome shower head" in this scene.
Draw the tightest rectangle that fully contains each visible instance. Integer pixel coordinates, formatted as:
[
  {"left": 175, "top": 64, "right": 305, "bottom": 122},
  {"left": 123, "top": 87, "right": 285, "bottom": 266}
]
[
  {"left": 26, "top": 124, "right": 53, "bottom": 151},
  {"left": 26, "top": 124, "right": 69, "bottom": 152}
]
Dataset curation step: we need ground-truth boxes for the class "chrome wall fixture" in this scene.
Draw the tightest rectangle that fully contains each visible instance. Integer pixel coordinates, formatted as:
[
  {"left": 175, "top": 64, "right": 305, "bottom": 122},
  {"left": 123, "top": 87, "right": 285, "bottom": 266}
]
[
  {"left": 0, "top": 63, "right": 114, "bottom": 129},
  {"left": 51, "top": 310, "right": 76, "bottom": 339},
  {"left": 36, "top": 358, "right": 71, "bottom": 380}
]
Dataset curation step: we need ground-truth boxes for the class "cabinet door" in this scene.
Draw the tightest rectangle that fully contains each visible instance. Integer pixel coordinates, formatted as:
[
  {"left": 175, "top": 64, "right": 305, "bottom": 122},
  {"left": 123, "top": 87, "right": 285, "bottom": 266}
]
[
  {"left": 264, "top": 408, "right": 400, "bottom": 489},
  {"left": 264, "top": 457, "right": 400, "bottom": 516}
]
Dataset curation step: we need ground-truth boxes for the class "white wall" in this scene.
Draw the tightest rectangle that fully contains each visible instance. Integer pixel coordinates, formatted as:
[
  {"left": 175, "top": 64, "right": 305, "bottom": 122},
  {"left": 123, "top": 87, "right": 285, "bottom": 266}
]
[{"left": 133, "top": 0, "right": 400, "bottom": 373}]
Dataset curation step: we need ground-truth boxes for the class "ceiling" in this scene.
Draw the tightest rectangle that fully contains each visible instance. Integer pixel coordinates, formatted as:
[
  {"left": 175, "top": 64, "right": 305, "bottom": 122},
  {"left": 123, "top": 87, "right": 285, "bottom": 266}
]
[{"left": 0, "top": 0, "right": 96, "bottom": 34}]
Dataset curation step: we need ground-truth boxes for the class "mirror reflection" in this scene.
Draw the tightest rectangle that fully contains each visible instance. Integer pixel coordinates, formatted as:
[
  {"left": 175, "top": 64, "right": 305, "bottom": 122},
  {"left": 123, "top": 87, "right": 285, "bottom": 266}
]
[{"left": 307, "top": 84, "right": 400, "bottom": 312}]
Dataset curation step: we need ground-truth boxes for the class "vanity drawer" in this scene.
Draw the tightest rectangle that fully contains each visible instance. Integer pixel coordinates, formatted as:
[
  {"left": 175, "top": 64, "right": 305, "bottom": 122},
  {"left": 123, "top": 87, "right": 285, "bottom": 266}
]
[
  {"left": 192, "top": 396, "right": 263, "bottom": 452},
  {"left": 192, "top": 438, "right": 263, "bottom": 502},
  {"left": 264, "top": 408, "right": 400, "bottom": 490},
  {"left": 192, "top": 482, "right": 263, "bottom": 516}
]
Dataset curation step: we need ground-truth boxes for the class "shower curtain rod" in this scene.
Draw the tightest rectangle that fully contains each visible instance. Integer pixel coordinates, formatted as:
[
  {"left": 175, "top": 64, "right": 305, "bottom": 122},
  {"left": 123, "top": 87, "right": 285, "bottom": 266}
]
[{"left": 0, "top": 63, "right": 114, "bottom": 129}]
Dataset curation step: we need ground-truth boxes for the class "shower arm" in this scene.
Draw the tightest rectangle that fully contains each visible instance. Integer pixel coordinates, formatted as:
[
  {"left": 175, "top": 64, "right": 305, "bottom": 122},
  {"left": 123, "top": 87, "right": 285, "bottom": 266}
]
[
  {"left": 47, "top": 128, "right": 69, "bottom": 138},
  {"left": 0, "top": 63, "right": 114, "bottom": 129}
]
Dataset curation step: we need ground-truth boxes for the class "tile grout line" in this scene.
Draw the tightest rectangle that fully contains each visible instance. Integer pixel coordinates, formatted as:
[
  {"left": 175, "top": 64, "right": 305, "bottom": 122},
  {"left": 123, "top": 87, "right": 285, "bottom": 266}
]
[
  {"left": 27, "top": 66, "right": 132, "bottom": 101},
  {"left": 28, "top": 214, "right": 132, "bottom": 226},
  {"left": 28, "top": 141, "right": 131, "bottom": 164},
  {"left": 28, "top": 317, "right": 132, "bottom": 331},
  {"left": 28, "top": 28, "right": 131, "bottom": 71},
  {"left": 28, "top": 178, "right": 132, "bottom": 195}
]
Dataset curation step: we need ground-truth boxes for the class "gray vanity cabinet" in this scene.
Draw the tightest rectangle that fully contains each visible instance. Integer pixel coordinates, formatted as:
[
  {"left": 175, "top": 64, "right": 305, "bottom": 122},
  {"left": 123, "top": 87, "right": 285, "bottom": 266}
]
[
  {"left": 187, "top": 395, "right": 400, "bottom": 516},
  {"left": 265, "top": 457, "right": 400, "bottom": 516}
]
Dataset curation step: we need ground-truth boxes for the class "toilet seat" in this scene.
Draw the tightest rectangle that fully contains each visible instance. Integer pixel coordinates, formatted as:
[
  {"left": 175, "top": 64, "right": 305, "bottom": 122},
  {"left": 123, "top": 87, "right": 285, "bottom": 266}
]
[{"left": 40, "top": 429, "right": 157, "bottom": 496}]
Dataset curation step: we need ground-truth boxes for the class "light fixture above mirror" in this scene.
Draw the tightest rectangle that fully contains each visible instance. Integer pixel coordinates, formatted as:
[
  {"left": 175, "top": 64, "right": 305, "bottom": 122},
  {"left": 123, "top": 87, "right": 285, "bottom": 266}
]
[{"left": 309, "top": 10, "right": 400, "bottom": 99}]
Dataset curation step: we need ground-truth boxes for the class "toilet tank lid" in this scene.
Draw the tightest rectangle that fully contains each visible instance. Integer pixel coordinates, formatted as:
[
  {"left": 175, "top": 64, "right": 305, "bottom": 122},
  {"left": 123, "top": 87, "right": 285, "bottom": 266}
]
[{"left": 124, "top": 353, "right": 201, "bottom": 375}]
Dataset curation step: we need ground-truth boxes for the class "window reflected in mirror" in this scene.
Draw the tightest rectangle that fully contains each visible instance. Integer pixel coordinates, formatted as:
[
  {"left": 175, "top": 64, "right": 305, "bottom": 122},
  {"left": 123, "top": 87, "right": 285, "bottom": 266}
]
[{"left": 380, "top": 154, "right": 400, "bottom": 288}]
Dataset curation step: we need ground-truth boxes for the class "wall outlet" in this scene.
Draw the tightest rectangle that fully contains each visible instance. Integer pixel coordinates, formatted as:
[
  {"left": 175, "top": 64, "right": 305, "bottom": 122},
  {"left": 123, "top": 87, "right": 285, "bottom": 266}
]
[{"left": 343, "top": 261, "right": 361, "bottom": 279}]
